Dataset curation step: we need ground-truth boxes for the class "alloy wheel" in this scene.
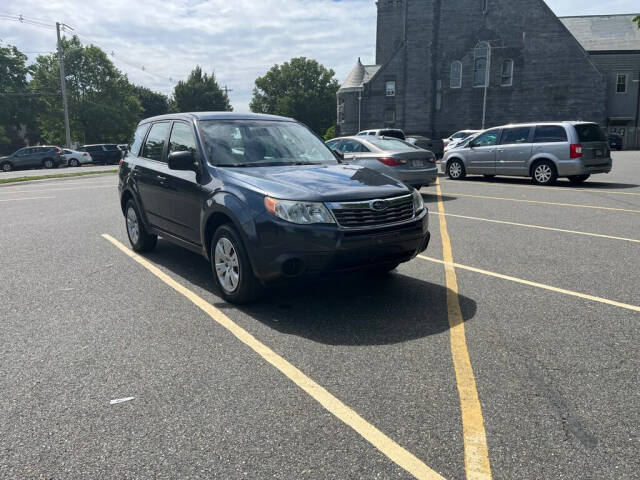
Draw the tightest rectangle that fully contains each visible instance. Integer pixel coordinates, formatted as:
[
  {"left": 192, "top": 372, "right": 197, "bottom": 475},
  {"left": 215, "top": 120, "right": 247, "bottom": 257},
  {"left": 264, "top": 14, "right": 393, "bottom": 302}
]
[
  {"left": 126, "top": 206, "right": 140, "bottom": 245},
  {"left": 449, "top": 161, "right": 462, "bottom": 179},
  {"left": 534, "top": 164, "right": 552, "bottom": 184},
  {"left": 214, "top": 237, "right": 240, "bottom": 293}
]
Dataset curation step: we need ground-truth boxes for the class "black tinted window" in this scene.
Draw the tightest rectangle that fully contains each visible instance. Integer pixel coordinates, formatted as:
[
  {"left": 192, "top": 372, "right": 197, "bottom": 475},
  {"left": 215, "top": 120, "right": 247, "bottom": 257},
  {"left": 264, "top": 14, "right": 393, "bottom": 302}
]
[
  {"left": 104, "top": 144, "right": 119, "bottom": 151},
  {"left": 533, "top": 126, "right": 567, "bottom": 143},
  {"left": 130, "top": 124, "right": 149, "bottom": 157},
  {"left": 473, "top": 130, "right": 500, "bottom": 147},
  {"left": 340, "top": 140, "right": 370, "bottom": 153},
  {"left": 575, "top": 124, "right": 606, "bottom": 142},
  {"left": 142, "top": 123, "right": 170, "bottom": 161},
  {"left": 501, "top": 127, "right": 531, "bottom": 145},
  {"left": 169, "top": 122, "right": 197, "bottom": 156},
  {"left": 380, "top": 130, "right": 405, "bottom": 140}
]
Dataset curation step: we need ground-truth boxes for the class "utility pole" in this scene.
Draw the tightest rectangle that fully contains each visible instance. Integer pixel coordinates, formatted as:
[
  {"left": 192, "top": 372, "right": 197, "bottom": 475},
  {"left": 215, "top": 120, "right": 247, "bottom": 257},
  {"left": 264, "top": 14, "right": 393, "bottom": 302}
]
[
  {"left": 634, "top": 74, "right": 640, "bottom": 149},
  {"left": 56, "top": 22, "right": 72, "bottom": 148},
  {"left": 481, "top": 43, "right": 491, "bottom": 130}
]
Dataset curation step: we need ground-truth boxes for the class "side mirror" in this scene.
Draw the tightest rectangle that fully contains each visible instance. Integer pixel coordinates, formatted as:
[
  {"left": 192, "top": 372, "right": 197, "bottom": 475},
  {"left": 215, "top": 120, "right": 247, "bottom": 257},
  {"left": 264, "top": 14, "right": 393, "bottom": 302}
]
[
  {"left": 331, "top": 148, "right": 344, "bottom": 162},
  {"left": 168, "top": 151, "right": 196, "bottom": 171}
]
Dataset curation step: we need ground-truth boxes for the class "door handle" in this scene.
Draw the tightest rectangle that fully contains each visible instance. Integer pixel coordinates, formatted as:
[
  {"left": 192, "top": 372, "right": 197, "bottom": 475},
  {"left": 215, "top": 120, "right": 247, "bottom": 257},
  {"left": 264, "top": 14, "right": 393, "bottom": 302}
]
[{"left": 156, "top": 175, "right": 167, "bottom": 181}]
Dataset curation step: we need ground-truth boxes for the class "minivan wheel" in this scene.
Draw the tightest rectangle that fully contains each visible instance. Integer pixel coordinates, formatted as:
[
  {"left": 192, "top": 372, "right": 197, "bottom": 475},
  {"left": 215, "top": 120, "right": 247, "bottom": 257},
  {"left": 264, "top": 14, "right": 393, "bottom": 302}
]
[
  {"left": 211, "top": 224, "right": 262, "bottom": 304},
  {"left": 447, "top": 159, "right": 466, "bottom": 180},
  {"left": 125, "top": 200, "right": 157, "bottom": 252},
  {"left": 531, "top": 161, "right": 557, "bottom": 185},
  {"left": 568, "top": 174, "right": 590, "bottom": 184},
  {"left": 43, "top": 159, "right": 54, "bottom": 169},
  {"left": 1, "top": 162, "right": 12, "bottom": 172}
]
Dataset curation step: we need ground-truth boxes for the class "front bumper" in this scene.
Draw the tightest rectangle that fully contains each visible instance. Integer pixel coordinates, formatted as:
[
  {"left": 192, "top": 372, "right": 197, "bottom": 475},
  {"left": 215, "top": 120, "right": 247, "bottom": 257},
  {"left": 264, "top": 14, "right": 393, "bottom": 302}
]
[{"left": 246, "top": 209, "right": 430, "bottom": 282}]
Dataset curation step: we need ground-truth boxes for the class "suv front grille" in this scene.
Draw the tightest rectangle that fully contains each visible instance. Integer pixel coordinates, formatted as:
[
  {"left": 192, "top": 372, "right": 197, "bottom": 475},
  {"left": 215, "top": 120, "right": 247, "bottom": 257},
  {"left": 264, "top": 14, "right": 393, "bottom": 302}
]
[{"left": 328, "top": 194, "right": 414, "bottom": 228}]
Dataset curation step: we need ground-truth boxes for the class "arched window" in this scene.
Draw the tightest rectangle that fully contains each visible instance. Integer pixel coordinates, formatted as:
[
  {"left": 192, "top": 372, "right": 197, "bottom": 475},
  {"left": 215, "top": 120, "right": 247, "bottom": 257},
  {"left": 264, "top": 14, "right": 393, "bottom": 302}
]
[
  {"left": 501, "top": 59, "right": 514, "bottom": 86},
  {"left": 450, "top": 61, "right": 462, "bottom": 88},
  {"left": 473, "top": 42, "right": 489, "bottom": 87}
]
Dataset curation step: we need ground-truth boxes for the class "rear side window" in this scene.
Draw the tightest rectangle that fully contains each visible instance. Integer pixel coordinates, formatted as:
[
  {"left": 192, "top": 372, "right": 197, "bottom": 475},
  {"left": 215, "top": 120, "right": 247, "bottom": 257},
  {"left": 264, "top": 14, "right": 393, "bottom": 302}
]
[
  {"left": 104, "top": 144, "right": 119, "bottom": 151},
  {"left": 130, "top": 124, "right": 150, "bottom": 157},
  {"left": 169, "top": 122, "right": 198, "bottom": 156},
  {"left": 575, "top": 124, "right": 606, "bottom": 142},
  {"left": 340, "top": 140, "right": 370, "bottom": 153},
  {"left": 533, "top": 126, "right": 567, "bottom": 143},
  {"left": 141, "top": 122, "right": 170, "bottom": 161},
  {"left": 501, "top": 127, "right": 532, "bottom": 145}
]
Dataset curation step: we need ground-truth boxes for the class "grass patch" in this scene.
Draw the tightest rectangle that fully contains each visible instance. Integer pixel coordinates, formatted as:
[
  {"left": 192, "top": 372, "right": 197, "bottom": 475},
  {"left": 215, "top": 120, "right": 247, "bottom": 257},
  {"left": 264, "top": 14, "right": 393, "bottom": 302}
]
[{"left": 0, "top": 169, "right": 118, "bottom": 185}]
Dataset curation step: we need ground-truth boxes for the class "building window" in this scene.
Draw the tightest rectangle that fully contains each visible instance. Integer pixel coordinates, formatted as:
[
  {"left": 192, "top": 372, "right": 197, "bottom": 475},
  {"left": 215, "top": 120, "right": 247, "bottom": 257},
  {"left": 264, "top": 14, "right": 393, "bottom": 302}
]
[
  {"left": 473, "top": 42, "right": 489, "bottom": 87},
  {"left": 482, "top": 0, "right": 489, "bottom": 14},
  {"left": 384, "top": 109, "right": 395, "bottom": 123},
  {"left": 616, "top": 74, "right": 627, "bottom": 93},
  {"left": 501, "top": 59, "right": 514, "bottom": 87},
  {"left": 337, "top": 100, "right": 345, "bottom": 124},
  {"left": 450, "top": 61, "right": 462, "bottom": 88},
  {"left": 436, "top": 80, "right": 442, "bottom": 110},
  {"left": 386, "top": 81, "right": 396, "bottom": 97}
]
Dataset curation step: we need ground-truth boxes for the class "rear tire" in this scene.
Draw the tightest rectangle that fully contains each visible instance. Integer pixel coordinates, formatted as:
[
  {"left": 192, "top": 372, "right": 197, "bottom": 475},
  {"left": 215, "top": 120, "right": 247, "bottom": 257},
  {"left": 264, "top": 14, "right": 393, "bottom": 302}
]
[
  {"left": 70, "top": 159, "right": 80, "bottom": 167},
  {"left": 125, "top": 200, "right": 157, "bottom": 252},
  {"left": 568, "top": 174, "right": 590, "bottom": 184},
  {"left": 211, "top": 224, "right": 262, "bottom": 304},
  {"left": 447, "top": 159, "right": 466, "bottom": 180},
  {"left": 43, "top": 158, "right": 54, "bottom": 169},
  {"left": 1, "top": 162, "right": 12, "bottom": 172},
  {"left": 531, "top": 160, "right": 557, "bottom": 186}
]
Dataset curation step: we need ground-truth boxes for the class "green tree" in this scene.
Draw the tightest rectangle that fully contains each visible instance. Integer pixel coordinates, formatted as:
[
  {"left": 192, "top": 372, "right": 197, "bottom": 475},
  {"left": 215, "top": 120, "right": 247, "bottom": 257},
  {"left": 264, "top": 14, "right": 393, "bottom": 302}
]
[
  {"left": 0, "top": 44, "right": 34, "bottom": 153},
  {"left": 30, "top": 36, "right": 141, "bottom": 145},
  {"left": 634, "top": 15, "right": 639, "bottom": 29},
  {"left": 172, "top": 66, "right": 232, "bottom": 112},
  {"left": 133, "top": 85, "right": 169, "bottom": 118},
  {"left": 250, "top": 57, "right": 340, "bottom": 135},
  {"left": 323, "top": 125, "right": 336, "bottom": 141}
]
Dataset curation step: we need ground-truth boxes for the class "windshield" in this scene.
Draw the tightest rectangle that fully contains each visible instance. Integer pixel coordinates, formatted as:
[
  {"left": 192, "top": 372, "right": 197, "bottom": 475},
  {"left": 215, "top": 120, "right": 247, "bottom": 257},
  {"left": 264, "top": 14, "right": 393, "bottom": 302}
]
[
  {"left": 199, "top": 120, "right": 337, "bottom": 167},
  {"left": 575, "top": 124, "right": 606, "bottom": 143},
  {"left": 368, "top": 137, "right": 419, "bottom": 152}
]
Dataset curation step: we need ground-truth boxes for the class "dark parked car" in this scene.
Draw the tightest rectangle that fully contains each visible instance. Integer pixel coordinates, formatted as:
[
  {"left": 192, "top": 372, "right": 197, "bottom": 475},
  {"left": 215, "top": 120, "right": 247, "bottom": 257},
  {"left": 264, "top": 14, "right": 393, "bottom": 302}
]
[
  {"left": 406, "top": 135, "right": 443, "bottom": 158},
  {"left": 79, "top": 144, "right": 123, "bottom": 165},
  {"left": 0, "top": 146, "right": 65, "bottom": 172},
  {"left": 608, "top": 133, "right": 623, "bottom": 151},
  {"left": 119, "top": 112, "right": 430, "bottom": 303}
]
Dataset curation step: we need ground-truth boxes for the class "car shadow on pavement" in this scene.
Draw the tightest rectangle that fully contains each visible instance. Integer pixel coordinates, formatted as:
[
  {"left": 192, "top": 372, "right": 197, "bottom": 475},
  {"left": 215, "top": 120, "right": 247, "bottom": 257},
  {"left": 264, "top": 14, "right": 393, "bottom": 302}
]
[
  {"left": 420, "top": 192, "right": 457, "bottom": 202},
  {"left": 458, "top": 176, "right": 639, "bottom": 190},
  {"left": 146, "top": 240, "right": 477, "bottom": 346}
]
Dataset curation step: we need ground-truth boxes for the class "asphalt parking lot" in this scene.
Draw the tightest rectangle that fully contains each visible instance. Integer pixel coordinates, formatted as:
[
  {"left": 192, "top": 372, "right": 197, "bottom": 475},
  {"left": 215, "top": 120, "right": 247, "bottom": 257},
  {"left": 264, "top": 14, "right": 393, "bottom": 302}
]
[{"left": 1, "top": 151, "right": 638, "bottom": 479}]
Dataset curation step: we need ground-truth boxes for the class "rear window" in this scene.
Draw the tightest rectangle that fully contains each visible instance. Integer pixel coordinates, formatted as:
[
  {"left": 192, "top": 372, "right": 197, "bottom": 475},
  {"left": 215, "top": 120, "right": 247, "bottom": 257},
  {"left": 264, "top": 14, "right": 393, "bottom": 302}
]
[
  {"left": 368, "top": 138, "right": 418, "bottom": 152},
  {"left": 533, "top": 126, "right": 567, "bottom": 143},
  {"left": 575, "top": 124, "right": 606, "bottom": 143},
  {"left": 104, "top": 144, "right": 120, "bottom": 151},
  {"left": 379, "top": 130, "right": 405, "bottom": 140}
]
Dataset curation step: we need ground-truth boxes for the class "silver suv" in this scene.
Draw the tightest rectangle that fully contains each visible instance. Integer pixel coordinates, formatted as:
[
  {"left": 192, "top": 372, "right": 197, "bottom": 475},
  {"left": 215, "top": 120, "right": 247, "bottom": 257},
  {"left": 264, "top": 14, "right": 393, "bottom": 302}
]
[{"left": 443, "top": 122, "right": 612, "bottom": 185}]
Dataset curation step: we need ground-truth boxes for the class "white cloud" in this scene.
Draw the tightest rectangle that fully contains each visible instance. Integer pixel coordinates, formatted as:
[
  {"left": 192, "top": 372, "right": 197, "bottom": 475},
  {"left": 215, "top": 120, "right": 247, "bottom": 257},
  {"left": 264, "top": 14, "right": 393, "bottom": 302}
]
[{"left": 1, "top": 0, "right": 637, "bottom": 112}]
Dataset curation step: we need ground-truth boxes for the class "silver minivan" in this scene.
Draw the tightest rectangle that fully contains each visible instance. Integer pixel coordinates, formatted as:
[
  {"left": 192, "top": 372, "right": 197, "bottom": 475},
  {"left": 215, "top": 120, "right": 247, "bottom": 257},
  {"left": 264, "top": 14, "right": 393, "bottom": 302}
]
[{"left": 443, "top": 122, "right": 612, "bottom": 185}]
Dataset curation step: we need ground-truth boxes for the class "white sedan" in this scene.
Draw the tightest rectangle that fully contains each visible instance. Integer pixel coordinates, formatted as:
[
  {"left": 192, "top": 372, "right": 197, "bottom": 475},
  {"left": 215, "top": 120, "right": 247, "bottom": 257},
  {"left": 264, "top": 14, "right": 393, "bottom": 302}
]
[{"left": 63, "top": 149, "right": 93, "bottom": 167}]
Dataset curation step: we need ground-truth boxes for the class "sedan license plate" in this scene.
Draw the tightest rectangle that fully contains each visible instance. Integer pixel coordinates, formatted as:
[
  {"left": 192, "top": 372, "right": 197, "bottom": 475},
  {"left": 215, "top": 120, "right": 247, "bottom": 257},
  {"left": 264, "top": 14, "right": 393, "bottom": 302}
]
[{"left": 413, "top": 160, "right": 425, "bottom": 167}]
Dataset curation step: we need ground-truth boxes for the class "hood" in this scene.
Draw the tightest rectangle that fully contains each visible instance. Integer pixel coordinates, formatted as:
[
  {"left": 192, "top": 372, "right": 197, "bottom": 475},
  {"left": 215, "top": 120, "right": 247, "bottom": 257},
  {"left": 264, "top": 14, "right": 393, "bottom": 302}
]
[{"left": 219, "top": 163, "right": 410, "bottom": 201}]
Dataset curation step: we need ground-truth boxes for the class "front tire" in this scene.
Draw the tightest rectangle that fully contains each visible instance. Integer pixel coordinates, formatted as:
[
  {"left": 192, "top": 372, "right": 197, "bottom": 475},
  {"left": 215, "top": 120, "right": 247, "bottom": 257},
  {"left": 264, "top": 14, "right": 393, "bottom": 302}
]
[
  {"left": 447, "top": 159, "right": 466, "bottom": 180},
  {"left": 70, "top": 159, "right": 80, "bottom": 167},
  {"left": 1, "top": 162, "right": 12, "bottom": 172},
  {"left": 568, "top": 174, "right": 590, "bottom": 184},
  {"left": 211, "top": 224, "right": 261, "bottom": 304},
  {"left": 125, "top": 200, "right": 157, "bottom": 252},
  {"left": 531, "top": 160, "right": 557, "bottom": 185}
]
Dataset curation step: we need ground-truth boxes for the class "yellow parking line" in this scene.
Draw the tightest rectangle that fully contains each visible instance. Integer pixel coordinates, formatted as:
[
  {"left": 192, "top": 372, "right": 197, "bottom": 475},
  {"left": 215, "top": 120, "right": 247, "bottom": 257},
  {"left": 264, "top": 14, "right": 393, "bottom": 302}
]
[
  {"left": 443, "top": 179, "right": 640, "bottom": 197},
  {"left": 418, "top": 255, "right": 640, "bottom": 313},
  {"left": 434, "top": 179, "right": 493, "bottom": 480},
  {"left": 431, "top": 212, "right": 640, "bottom": 244},
  {"left": 440, "top": 192, "right": 640, "bottom": 213},
  {"left": 102, "top": 234, "right": 446, "bottom": 480},
  {"left": 0, "top": 196, "right": 55, "bottom": 202}
]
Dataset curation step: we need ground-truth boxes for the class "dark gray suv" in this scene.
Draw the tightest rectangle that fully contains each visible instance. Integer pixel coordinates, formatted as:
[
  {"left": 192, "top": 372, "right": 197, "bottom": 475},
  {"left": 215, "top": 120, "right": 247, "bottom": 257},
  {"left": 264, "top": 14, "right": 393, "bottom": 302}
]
[{"left": 0, "top": 146, "right": 66, "bottom": 172}]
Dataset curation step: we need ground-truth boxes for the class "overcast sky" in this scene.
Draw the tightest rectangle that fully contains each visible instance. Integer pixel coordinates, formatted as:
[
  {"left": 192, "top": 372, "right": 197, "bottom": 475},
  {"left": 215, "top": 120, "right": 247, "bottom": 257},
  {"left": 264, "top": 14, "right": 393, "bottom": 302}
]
[{"left": 1, "top": 0, "right": 638, "bottom": 112}]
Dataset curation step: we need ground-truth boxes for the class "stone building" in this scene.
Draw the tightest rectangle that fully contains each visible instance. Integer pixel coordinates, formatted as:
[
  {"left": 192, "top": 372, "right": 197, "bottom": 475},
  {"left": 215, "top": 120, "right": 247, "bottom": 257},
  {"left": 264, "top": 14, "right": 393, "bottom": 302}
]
[{"left": 337, "top": 1, "right": 640, "bottom": 149}]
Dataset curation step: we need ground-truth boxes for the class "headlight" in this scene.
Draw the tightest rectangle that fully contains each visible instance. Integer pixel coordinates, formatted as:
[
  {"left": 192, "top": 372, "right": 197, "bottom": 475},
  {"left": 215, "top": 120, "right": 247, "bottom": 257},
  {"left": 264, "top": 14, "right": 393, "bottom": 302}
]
[
  {"left": 412, "top": 189, "right": 425, "bottom": 214},
  {"left": 264, "top": 197, "right": 335, "bottom": 225}
]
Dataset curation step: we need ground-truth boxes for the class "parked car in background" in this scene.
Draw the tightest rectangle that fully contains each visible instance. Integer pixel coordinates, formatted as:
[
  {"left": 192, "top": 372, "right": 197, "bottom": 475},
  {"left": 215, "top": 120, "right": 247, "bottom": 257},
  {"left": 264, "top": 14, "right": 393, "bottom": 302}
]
[
  {"left": 119, "top": 112, "right": 430, "bottom": 303},
  {"left": 79, "top": 144, "right": 123, "bottom": 165},
  {"left": 0, "top": 146, "right": 66, "bottom": 172},
  {"left": 607, "top": 133, "right": 623, "bottom": 151},
  {"left": 326, "top": 136, "right": 437, "bottom": 189},
  {"left": 443, "top": 121, "right": 612, "bottom": 185},
  {"left": 63, "top": 148, "right": 92, "bottom": 167},
  {"left": 357, "top": 129, "right": 406, "bottom": 140},
  {"left": 443, "top": 130, "right": 481, "bottom": 151},
  {"left": 406, "top": 135, "right": 443, "bottom": 158}
]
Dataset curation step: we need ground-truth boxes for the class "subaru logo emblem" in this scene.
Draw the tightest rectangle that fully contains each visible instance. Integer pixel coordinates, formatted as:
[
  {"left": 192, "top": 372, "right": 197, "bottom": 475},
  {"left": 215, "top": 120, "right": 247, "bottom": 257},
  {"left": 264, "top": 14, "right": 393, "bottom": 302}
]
[{"left": 371, "top": 200, "right": 387, "bottom": 211}]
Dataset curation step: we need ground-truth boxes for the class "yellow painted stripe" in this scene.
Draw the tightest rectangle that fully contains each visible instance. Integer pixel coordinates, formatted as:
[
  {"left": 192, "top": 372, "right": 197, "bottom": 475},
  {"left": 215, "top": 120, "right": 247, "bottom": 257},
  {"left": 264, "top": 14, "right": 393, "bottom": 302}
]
[
  {"left": 102, "top": 234, "right": 446, "bottom": 480},
  {"left": 0, "top": 196, "right": 55, "bottom": 202},
  {"left": 431, "top": 212, "right": 640, "bottom": 244},
  {"left": 418, "top": 255, "right": 640, "bottom": 313},
  {"left": 444, "top": 179, "right": 640, "bottom": 197},
  {"left": 434, "top": 179, "right": 493, "bottom": 480},
  {"left": 442, "top": 192, "right": 640, "bottom": 214}
]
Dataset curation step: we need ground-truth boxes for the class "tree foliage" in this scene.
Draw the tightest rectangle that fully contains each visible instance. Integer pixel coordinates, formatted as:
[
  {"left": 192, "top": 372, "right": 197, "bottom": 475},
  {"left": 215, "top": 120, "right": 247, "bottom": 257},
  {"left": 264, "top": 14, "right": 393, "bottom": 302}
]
[
  {"left": 30, "top": 36, "right": 142, "bottom": 145},
  {"left": 250, "top": 57, "right": 340, "bottom": 135},
  {"left": 634, "top": 15, "right": 640, "bottom": 29},
  {"left": 172, "top": 66, "right": 232, "bottom": 112},
  {"left": 133, "top": 85, "right": 169, "bottom": 119},
  {"left": 0, "top": 44, "right": 34, "bottom": 151}
]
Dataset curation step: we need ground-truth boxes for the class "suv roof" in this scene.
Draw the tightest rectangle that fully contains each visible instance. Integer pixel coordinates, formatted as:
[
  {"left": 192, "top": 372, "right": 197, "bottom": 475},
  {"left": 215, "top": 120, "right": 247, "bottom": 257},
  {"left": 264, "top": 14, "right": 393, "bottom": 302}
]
[
  {"left": 495, "top": 121, "right": 600, "bottom": 129},
  {"left": 140, "top": 112, "right": 294, "bottom": 125}
]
